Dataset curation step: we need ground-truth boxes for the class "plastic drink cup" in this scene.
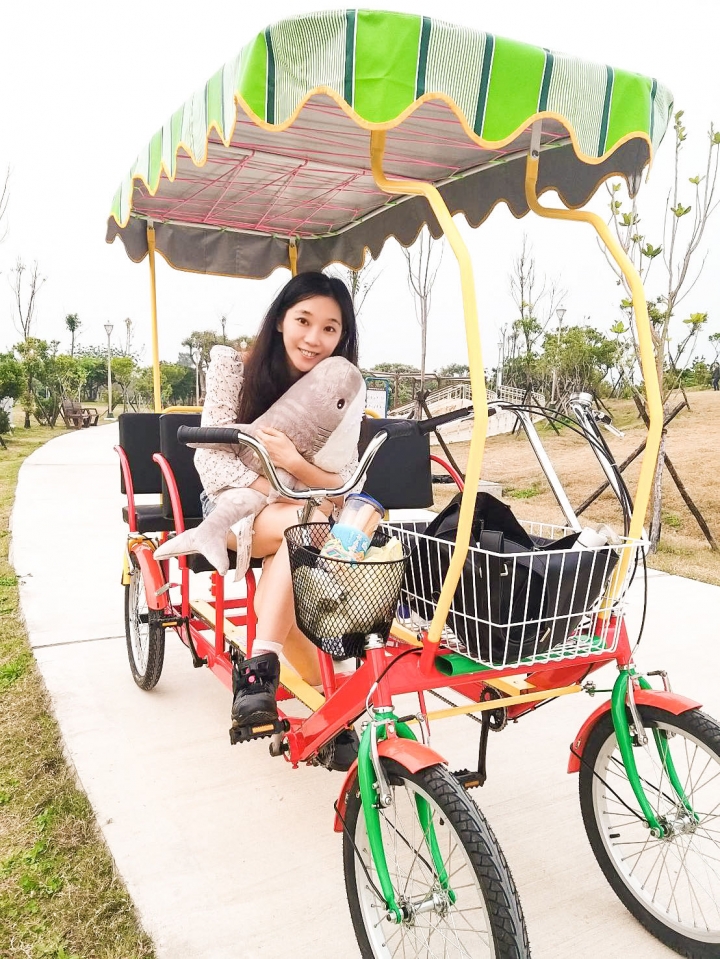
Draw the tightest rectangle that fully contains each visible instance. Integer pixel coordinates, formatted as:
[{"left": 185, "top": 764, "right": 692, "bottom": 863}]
[{"left": 320, "top": 492, "right": 385, "bottom": 563}]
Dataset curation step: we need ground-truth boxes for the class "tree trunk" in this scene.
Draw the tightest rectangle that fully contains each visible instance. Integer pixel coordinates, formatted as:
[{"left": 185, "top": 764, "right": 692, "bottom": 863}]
[{"left": 648, "top": 430, "right": 666, "bottom": 552}]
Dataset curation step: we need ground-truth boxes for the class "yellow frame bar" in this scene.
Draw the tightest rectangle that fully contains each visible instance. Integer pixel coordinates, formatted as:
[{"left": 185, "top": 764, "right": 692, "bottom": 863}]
[
  {"left": 409, "top": 683, "right": 582, "bottom": 723},
  {"left": 147, "top": 223, "right": 163, "bottom": 413},
  {"left": 370, "top": 130, "right": 489, "bottom": 651},
  {"left": 524, "top": 123, "right": 662, "bottom": 591}
]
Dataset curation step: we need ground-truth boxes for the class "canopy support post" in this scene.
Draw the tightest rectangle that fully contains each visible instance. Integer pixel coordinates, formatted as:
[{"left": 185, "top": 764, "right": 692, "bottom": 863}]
[
  {"left": 369, "top": 130, "right": 487, "bottom": 672},
  {"left": 288, "top": 238, "right": 298, "bottom": 276},
  {"left": 147, "top": 221, "right": 162, "bottom": 413},
  {"left": 524, "top": 121, "right": 661, "bottom": 594}
]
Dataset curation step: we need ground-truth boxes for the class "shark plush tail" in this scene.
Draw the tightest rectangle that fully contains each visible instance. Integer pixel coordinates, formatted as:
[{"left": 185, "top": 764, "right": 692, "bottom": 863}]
[{"left": 153, "top": 488, "right": 267, "bottom": 576}]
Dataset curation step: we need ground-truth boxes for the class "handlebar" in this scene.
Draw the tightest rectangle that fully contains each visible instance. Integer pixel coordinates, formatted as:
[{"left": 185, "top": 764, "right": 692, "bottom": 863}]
[{"left": 176, "top": 419, "right": 418, "bottom": 501}]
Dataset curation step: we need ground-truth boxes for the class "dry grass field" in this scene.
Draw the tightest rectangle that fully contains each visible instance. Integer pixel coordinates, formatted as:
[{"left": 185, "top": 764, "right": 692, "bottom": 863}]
[{"left": 431, "top": 389, "right": 720, "bottom": 586}]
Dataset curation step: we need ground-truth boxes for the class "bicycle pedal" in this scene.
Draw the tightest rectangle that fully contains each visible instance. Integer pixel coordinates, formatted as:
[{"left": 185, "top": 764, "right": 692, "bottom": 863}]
[
  {"left": 452, "top": 768, "right": 485, "bottom": 790},
  {"left": 229, "top": 718, "right": 289, "bottom": 745}
]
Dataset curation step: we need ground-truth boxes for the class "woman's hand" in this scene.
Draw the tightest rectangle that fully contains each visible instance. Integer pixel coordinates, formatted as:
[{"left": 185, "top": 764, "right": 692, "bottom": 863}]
[{"left": 254, "top": 426, "right": 301, "bottom": 474}]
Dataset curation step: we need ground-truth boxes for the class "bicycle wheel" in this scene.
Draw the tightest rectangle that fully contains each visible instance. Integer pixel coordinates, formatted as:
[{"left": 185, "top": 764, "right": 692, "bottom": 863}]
[
  {"left": 579, "top": 706, "right": 720, "bottom": 957},
  {"left": 124, "top": 568, "right": 165, "bottom": 690},
  {"left": 342, "top": 759, "right": 529, "bottom": 959}
]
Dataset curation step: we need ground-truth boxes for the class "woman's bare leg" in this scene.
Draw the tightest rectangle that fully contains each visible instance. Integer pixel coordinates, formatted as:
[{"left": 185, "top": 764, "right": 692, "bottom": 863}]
[
  {"left": 253, "top": 550, "right": 322, "bottom": 685},
  {"left": 249, "top": 502, "right": 326, "bottom": 685}
]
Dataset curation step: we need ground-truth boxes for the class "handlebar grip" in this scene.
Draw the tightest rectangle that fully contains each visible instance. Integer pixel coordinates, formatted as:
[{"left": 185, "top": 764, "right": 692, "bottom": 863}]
[
  {"left": 177, "top": 425, "right": 243, "bottom": 446},
  {"left": 416, "top": 406, "right": 475, "bottom": 434},
  {"left": 376, "top": 419, "right": 418, "bottom": 439}
]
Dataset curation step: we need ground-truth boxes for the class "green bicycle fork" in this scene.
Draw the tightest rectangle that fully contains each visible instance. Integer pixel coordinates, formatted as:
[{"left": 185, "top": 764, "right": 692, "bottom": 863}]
[
  {"left": 611, "top": 670, "right": 697, "bottom": 837},
  {"left": 357, "top": 715, "right": 455, "bottom": 923}
]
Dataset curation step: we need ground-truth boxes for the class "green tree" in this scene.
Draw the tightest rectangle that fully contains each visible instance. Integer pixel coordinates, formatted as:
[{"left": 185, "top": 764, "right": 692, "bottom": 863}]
[
  {"left": 540, "top": 325, "right": 619, "bottom": 400},
  {"left": 438, "top": 363, "right": 469, "bottom": 377},
  {"left": 605, "top": 110, "right": 720, "bottom": 549},
  {"left": 0, "top": 352, "right": 24, "bottom": 400},
  {"left": 65, "top": 313, "right": 81, "bottom": 357},
  {"left": 14, "top": 338, "right": 52, "bottom": 428},
  {"left": 111, "top": 356, "right": 138, "bottom": 412},
  {"left": 369, "top": 362, "right": 425, "bottom": 409}
]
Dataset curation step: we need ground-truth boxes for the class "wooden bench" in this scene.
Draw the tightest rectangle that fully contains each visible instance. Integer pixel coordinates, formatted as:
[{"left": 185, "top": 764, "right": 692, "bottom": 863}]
[{"left": 61, "top": 398, "right": 99, "bottom": 429}]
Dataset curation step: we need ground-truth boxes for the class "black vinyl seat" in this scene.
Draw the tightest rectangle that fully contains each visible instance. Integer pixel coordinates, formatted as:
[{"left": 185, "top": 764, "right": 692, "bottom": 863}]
[
  {"left": 118, "top": 413, "right": 202, "bottom": 535},
  {"left": 159, "top": 413, "right": 253, "bottom": 574},
  {"left": 359, "top": 417, "right": 433, "bottom": 509}
]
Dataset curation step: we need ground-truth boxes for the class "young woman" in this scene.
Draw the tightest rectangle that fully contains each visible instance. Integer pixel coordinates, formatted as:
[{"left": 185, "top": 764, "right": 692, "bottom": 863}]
[{"left": 159, "top": 272, "right": 361, "bottom": 758}]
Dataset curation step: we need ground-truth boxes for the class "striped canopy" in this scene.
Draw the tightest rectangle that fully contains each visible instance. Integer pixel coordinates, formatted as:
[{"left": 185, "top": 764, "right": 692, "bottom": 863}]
[{"left": 106, "top": 9, "right": 673, "bottom": 278}]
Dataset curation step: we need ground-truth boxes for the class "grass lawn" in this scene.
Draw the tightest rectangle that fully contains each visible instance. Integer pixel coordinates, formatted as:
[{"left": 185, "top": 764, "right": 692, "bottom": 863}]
[
  {"left": 431, "top": 389, "right": 720, "bottom": 586},
  {"left": 0, "top": 424, "right": 154, "bottom": 959}
]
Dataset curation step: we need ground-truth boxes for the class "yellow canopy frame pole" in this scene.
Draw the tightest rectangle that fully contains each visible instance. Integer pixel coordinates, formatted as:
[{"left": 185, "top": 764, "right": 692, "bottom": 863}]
[
  {"left": 370, "top": 130, "right": 488, "bottom": 669},
  {"left": 288, "top": 238, "right": 298, "bottom": 276},
  {"left": 147, "top": 221, "right": 162, "bottom": 412},
  {"left": 524, "top": 122, "right": 662, "bottom": 594}
]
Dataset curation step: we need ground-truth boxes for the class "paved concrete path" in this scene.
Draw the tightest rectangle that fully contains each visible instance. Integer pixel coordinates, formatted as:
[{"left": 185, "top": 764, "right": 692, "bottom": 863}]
[{"left": 10, "top": 424, "right": 720, "bottom": 958}]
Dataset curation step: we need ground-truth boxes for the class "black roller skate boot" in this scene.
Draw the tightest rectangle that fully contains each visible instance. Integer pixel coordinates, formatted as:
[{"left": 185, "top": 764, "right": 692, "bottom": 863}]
[{"left": 229, "top": 652, "right": 283, "bottom": 744}]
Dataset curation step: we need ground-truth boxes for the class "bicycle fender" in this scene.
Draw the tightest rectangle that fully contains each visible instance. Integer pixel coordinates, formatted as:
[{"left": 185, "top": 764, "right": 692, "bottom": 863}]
[
  {"left": 334, "top": 740, "right": 447, "bottom": 833},
  {"left": 568, "top": 689, "right": 702, "bottom": 773},
  {"left": 129, "top": 541, "right": 166, "bottom": 611}
]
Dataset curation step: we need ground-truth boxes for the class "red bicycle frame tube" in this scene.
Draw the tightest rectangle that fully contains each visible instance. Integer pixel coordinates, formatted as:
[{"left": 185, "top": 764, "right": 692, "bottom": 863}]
[
  {"left": 567, "top": 688, "right": 702, "bottom": 773},
  {"left": 152, "top": 453, "right": 186, "bottom": 534},
  {"left": 430, "top": 454, "right": 464, "bottom": 491},
  {"left": 115, "top": 445, "right": 138, "bottom": 532},
  {"left": 129, "top": 541, "right": 167, "bottom": 611}
]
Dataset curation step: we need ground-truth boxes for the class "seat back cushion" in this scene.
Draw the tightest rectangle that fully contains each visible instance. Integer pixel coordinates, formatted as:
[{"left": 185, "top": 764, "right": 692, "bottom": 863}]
[
  {"left": 359, "top": 417, "right": 433, "bottom": 510},
  {"left": 159, "top": 413, "right": 204, "bottom": 520},
  {"left": 118, "top": 413, "right": 163, "bottom": 494}
]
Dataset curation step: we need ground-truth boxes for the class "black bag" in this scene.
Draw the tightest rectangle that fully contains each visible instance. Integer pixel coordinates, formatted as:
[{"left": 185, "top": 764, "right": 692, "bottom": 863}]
[{"left": 401, "top": 493, "right": 618, "bottom": 664}]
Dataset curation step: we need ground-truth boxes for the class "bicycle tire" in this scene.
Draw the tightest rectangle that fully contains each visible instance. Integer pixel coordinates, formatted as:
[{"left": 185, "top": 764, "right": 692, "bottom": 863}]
[
  {"left": 579, "top": 705, "right": 720, "bottom": 957},
  {"left": 343, "top": 759, "right": 529, "bottom": 959},
  {"left": 124, "top": 568, "right": 165, "bottom": 690}
]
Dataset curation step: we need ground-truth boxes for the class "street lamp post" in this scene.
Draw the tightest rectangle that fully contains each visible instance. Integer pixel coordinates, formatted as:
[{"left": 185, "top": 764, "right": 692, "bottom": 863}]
[
  {"left": 124, "top": 316, "right": 132, "bottom": 355},
  {"left": 221, "top": 315, "right": 227, "bottom": 343},
  {"left": 104, "top": 323, "right": 114, "bottom": 420},
  {"left": 192, "top": 344, "right": 202, "bottom": 406}
]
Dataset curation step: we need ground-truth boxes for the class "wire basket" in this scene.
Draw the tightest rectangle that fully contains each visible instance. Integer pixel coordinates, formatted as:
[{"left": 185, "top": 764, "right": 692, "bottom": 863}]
[
  {"left": 386, "top": 518, "right": 645, "bottom": 669},
  {"left": 285, "top": 523, "right": 410, "bottom": 659}
]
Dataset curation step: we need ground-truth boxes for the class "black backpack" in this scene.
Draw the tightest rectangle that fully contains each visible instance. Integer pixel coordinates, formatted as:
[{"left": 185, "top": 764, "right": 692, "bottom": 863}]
[{"left": 400, "top": 493, "right": 618, "bottom": 664}]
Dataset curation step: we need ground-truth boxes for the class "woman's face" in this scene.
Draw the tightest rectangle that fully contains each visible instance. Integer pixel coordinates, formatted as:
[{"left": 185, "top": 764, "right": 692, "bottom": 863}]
[{"left": 278, "top": 295, "right": 343, "bottom": 376}]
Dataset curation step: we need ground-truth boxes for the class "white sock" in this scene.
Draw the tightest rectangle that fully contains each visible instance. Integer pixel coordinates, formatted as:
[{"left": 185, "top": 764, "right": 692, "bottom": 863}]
[{"left": 251, "top": 639, "right": 284, "bottom": 660}]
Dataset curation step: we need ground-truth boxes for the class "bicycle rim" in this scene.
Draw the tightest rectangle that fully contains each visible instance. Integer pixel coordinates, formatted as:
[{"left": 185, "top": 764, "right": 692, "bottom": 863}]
[
  {"left": 127, "top": 571, "right": 150, "bottom": 673},
  {"left": 589, "top": 710, "right": 720, "bottom": 945},
  {"left": 352, "top": 771, "right": 497, "bottom": 957}
]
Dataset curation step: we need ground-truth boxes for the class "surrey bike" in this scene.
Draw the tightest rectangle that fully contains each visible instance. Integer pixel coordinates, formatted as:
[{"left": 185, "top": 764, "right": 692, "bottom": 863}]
[{"left": 107, "top": 10, "right": 720, "bottom": 958}]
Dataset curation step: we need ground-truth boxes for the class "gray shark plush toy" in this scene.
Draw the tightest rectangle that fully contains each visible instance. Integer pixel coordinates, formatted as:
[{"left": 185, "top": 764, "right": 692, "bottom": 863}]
[{"left": 153, "top": 355, "right": 366, "bottom": 575}]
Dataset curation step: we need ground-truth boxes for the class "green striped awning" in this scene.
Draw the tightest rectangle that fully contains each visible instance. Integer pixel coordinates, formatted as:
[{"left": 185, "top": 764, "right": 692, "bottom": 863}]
[{"left": 107, "top": 9, "right": 673, "bottom": 278}]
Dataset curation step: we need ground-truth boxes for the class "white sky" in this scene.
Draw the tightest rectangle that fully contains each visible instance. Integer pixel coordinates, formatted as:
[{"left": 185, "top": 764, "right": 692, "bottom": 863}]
[{"left": 0, "top": 0, "right": 717, "bottom": 373}]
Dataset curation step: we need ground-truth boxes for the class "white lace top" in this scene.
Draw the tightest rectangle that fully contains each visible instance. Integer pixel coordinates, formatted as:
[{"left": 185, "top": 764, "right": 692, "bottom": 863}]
[{"left": 194, "top": 345, "right": 360, "bottom": 499}]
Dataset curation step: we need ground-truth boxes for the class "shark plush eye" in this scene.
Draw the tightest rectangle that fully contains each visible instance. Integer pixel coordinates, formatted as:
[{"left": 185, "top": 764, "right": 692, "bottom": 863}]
[{"left": 337, "top": 398, "right": 345, "bottom": 409}]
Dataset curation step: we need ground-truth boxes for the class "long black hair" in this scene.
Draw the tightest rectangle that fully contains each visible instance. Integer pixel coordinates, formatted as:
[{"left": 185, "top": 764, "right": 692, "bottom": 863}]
[{"left": 237, "top": 272, "right": 359, "bottom": 423}]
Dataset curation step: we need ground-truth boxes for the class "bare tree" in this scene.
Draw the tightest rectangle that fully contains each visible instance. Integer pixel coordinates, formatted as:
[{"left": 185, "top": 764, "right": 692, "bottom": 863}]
[
  {"left": 10, "top": 257, "right": 46, "bottom": 341},
  {"left": 604, "top": 111, "right": 720, "bottom": 550},
  {"left": 328, "top": 256, "right": 381, "bottom": 318},
  {"left": 402, "top": 228, "right": 443, "bottom": 405},
  {"left": 0, "top": 167, "right": 9, "bottom": 245},
  {"left": 506, "top": 237, "right": 564, "bottom": 392}
]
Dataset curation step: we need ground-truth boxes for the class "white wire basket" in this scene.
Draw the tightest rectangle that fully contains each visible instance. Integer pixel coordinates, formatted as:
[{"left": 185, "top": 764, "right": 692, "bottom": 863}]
[{"left": 384, "top": 518, "right": 645, "bottom": 669}]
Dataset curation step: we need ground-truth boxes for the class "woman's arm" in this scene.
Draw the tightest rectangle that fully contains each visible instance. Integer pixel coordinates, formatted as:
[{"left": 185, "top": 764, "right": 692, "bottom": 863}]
[
  {"left": 255, "top": 426, "right": 344, "bottom": 491},
  {"left": 201, "top": 345, "right": 243, "bottom": 427}
]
